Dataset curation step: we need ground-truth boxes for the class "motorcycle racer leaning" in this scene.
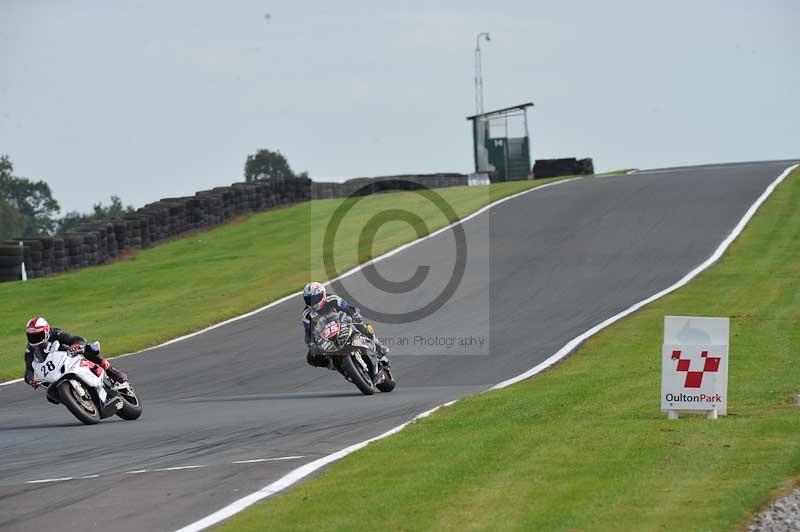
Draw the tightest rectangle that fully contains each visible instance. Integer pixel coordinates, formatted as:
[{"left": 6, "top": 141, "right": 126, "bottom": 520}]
[
  {"left": 23, "top": 316, "right": 127, "bottom": 388},
  {"left": 302, "top": 282, "right": 390, "bottom": 369}
]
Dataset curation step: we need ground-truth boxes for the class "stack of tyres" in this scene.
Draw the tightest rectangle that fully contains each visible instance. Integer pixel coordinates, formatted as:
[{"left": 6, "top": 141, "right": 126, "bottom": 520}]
[
  {"left": 312, "top": 181, "right": 340, "bottom": 199},
  {"left": 228, "top": 187, "right": 244, "bottom": 216},
  {"left": 112, "top": 220, "right": 129, "bottom": 252},
  {"left": 577, "top": 158, "right": 594, "bottom": 175},
  {"left": 262, "top": 182, "right": 275, "bottom": 208},
  {"left": 20, "top": 239, "right": 44, "bottom": 278},
  {"left": 186, "top": 196, "right": 210, "bottom": 229},
  {"left": 63, "top": 234, "right": 86, "bottom": 269},
  {"left": 155, "top": 201, "right": 182, "bottom": 238},
  {"left": 138, "top": 204, "right": 166, "bottom": 243},
  {"left": 293, "top": 176, "right": 312, "bottom": 202},
  {"left": 0, "top": 242, "right": 24, "bottom": 282},
  {"left": 231, "top": 183, "right": 255, "bottom": 213},
  {"left": 246, "top": 183, "right": 259, "bottom": 211},
  {"left": 249, "top": 182, "right": 265, "bottom": 210},
  {"left": 87, "top": 231, "right": 100, "bottom": 266},
  {"left": 164, "top": 200, "right": 189, "bottom": 236},
  {"left": 73, "top": 227, "right": 102, "bottom": 266},
  {"left": 122, "top": 216, "right": 143, "bottom": 248},
  {"left": 532, "top": 158, "right": 594, "bottom": 179},
  {"left": 141, "top": 213, "right": 155, "bottom": 247},
  {"left": 95, "top": 225, "right": 110, "bottom": 263},
  {"left": 195, "top": 190, "right": 225, "bottom": 226},
  {"left": 230, "top": 184, "right": 246, "bottom": 213},
  {"left": 33, "top": 237, "right": 55, "bottom": 275},
  {"left": 186, "top": 196, "right": 204, "bottom": 229},
  {"left": 104, "top": 222, "right": 118, "bottom": 258},
  {"left": 211, "top": 187, "right": 236, "bottom": 220},
  {"left": 52, "top": 238, "right": 66, "bottom": 273}
]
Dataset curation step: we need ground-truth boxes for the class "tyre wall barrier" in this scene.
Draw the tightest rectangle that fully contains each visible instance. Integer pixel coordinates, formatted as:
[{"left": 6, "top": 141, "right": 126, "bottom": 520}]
[
  {"left": 532, "top": 158, "right": 594, "bottom": 179},
  {"left": 311, "top": 173, "right": 468, "bottom": 200},
  {"left": 1, "top": 176, "right": 311, "bottom": 282},
  {"left": 3, "top": 172, "right": 469, "bottom": 283}
]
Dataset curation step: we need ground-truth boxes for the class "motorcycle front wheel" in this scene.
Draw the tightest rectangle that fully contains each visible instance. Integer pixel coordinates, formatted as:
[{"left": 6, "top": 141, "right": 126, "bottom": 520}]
[
  {"left": 341, "top": 354, "right": 377, "bottom": 395},
  {"left": 376, "top": 370, "right": 396, "bottom": 393},
  {"left": 116, "top": 384, "right": 143, "bottom": 421},
  {"left": 57, "top": 381, "right": 101, "bottom": 425}
]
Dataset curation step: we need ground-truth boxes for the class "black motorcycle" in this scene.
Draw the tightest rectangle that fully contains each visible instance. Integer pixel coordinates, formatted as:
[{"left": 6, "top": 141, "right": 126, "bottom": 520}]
[{"left": 312, "top": 311, "right": 396, "bottom": 395}]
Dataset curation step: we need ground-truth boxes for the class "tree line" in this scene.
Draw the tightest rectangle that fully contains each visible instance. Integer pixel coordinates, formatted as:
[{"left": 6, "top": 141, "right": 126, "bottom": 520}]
[
  {"left": 0, "top": 155, "right": 135, "bottom": 240},
  {"left": 0, "top": 148, "right": 304, "bottom": 241}
]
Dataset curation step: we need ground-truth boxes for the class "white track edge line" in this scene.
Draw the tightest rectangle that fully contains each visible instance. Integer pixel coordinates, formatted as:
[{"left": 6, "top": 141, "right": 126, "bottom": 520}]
[
  {"left": 25, "top": 477, "right": 73, "bottom": 484},
  {"left": 0, "top": 177, "right": 579, "bottom": 388},
  {"left": 153, "top": 465, "right": 208, "bottom": 472},
  {"left": 173, "top": 400, "right": 458, "bottom": 532},
  {"left": 232, "top": 456, "right": 305, "bottom": 464},
  {"left": 174, "top": 163, "right": 798, "bottom": 532},
  {"left": 491, "top": 162, "right": 798, "bottom": 389}
]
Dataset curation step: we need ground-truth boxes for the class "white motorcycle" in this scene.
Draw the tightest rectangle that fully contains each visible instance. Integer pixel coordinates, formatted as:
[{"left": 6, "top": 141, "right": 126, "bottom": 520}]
[{"left": 31, "top": 341, "right": 142, "bottom": 425}]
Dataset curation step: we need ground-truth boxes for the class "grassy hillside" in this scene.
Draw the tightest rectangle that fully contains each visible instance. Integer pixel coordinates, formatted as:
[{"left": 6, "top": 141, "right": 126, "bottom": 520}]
[
  {"left": 0, "top": 179, "right": 558, "bottom": 382},
  {"left": 219, "top": 167, "right": 800, "bottom": 532}
]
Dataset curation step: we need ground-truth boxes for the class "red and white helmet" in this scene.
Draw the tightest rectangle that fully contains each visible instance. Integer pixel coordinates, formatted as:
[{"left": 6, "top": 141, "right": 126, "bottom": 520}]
[
  {"left": 26, "top": 316, "right": 51, "bottom": 346},
  {"left": 303, "top": 281, "right": 327, "bottom": 311}
]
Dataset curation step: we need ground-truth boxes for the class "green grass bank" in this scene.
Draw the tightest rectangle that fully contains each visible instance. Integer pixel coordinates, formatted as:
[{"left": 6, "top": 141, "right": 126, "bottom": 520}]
[{"left": 218, "top": 167, "right": 800, "bottom": 532}]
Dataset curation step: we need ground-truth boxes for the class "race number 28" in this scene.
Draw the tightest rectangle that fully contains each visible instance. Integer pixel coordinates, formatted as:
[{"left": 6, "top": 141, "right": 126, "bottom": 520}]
[{"left": 40, "top": 360, "right": 55, "bottom": 377}]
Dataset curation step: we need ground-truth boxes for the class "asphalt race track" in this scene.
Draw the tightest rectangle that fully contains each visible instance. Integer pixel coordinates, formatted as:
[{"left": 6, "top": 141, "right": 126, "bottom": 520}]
[{"left": 1, "top": 160, "right": 796, "bottom": 531}]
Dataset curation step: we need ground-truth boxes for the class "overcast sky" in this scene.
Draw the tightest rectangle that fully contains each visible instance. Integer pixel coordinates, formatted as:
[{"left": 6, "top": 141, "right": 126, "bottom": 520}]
[{"left": 1, "top": 1, "right": 798, "bottom": 213}]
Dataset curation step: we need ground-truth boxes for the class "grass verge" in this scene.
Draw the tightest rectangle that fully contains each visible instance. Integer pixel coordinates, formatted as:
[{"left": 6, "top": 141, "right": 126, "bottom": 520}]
[
  {"left": 218, "top": 167, "right": 800, "bottom": 532},
  {"left": 602, "top": 167, "right": 639, "bottom": 175},
  {"left": 0, "top": 178, "right": 561, "bottom": 382}
]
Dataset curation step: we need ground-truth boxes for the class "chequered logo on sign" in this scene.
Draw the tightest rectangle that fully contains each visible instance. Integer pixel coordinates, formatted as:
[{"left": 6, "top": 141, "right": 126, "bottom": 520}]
[{"left": 671, "top": 349, "right": 721, "bottom": 388}]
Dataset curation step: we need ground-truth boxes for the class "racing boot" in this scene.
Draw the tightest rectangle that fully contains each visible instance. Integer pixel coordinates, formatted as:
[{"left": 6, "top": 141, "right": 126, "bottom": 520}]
[
  {"left": 100, "top": 359, "right": 127, "bottom": 384},
  {"left": 365, "top": 324, "right": 390, "bottom": 368},
  {"left": 84, "top": 342, "right": 128, "bottom": 383},
  {"left": 376, "top": 342, "right": 390, "bottom": 369}
]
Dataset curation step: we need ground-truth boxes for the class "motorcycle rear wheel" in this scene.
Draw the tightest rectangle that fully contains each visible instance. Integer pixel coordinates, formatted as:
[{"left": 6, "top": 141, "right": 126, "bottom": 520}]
[
  {"left": 341, "top": 355, "right": 377, "bottom": 395},
  {"left": 57, "top": 381, "right": 101, "bottom": 425}
]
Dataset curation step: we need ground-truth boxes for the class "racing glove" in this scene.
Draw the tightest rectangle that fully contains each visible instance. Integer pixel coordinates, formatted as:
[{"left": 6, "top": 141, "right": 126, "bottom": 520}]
[
  {"left": 24, "top": 370, "right": 38, "bottom": 389},
  {"left": 307, "top": 343, "right": 323, "bottom": 356},
  {"left": 68, "top": 343, "right": 85, "bottom": 356}
]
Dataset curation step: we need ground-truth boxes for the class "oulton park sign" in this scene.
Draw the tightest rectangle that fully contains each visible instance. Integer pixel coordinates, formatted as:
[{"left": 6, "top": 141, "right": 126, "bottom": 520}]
[{"left": 661, "top": 316, "right": 729, "bottom": 420}]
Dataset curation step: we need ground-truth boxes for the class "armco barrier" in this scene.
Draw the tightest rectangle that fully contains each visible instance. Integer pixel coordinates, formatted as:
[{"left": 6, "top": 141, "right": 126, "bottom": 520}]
[{"left": 2, "top": 173, "right": 470, "bottom": 282}]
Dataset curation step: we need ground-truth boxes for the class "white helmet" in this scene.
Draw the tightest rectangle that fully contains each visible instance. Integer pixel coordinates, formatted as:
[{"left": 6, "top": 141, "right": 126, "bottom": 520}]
[{"left": 303, "top": 281, "right": 327, "bottom": 311}]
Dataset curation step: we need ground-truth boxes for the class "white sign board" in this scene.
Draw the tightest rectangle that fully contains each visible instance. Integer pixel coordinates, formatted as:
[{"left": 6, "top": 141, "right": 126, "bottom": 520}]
[{"left": 661, "top": 316, "right": 729, "bottom": 419}]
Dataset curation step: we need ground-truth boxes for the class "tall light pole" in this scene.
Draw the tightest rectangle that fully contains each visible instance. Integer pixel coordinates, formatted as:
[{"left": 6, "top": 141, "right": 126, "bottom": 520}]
[{"left": 474, "top": 32, "right": 490, "bottom": 116}]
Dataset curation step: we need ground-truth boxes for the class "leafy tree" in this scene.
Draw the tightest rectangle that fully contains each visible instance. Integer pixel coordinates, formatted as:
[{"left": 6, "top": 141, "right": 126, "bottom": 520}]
[
  {"left": 244, "top": 149, "right": 299, "bottom": 181},
  {"left": 0, "top": 198, "right": 24, "bottom": 240},
  {"left": 58, "top": 195, "right": 135, "bottom": 233},
  {"left": 0, "top": 155, "right": 60, "bottom": 236},
  {"left": 92, "top": 194, "right": 135, "bottom": 219}
]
